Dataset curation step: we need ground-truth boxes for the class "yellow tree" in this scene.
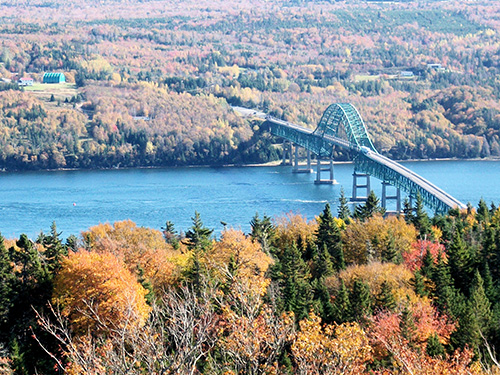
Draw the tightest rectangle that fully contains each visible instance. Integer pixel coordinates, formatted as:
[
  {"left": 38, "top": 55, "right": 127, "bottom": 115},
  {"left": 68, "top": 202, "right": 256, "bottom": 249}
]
[
  {"left": 291, "top": 312, "right": 372, "bottom": 375},
  {"left": 53, "top": 250, "right": 151, "bottom": 335}
]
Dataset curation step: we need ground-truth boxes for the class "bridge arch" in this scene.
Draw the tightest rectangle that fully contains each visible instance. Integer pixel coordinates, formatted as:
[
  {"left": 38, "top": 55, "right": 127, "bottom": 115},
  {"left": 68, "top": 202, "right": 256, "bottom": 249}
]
[{"left": 313, "top": 103, "right": 377, "bottom": 152}]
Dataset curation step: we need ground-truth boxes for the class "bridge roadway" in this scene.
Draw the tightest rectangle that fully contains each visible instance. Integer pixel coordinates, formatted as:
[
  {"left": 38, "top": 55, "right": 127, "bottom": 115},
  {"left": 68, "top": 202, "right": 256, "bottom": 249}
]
[{"left": 263, "top": 115, "right": 467, "bottom": 212}]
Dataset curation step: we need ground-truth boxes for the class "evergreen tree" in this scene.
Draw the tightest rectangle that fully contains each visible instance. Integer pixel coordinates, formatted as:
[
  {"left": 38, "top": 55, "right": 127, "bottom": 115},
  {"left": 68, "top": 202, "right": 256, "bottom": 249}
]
[
  {"left": 0, "top": 234, "right": 13, "bottom": 336},
  {"left": 469, "top": 270, "right": 493, "bottom": 339},
  {"left": 162, "top": 220, "right": 180, "bottom": 249},
  {"left": 402, "top": 197, "right": 414, "bottom": 224},
  {"left": 477, "top": 198, "right": 490, "bottom": 224},
  {"left": 315, "top": 203, "right": 345, "bottom": 271},
  {"left": 412, "top": 193, "right": 432, "bottom": 239},
  {"left": 350, "top": 278, "right": 372, "bottom": 321},
  {"left": 37, "top": 222, "right": 67, "bottom": 273},
  {"left": 411, "top": 270, "right": 428, "bottom": 297},
  {"left": 381, "top": 231, "right": 402, "bottom": 264},
  {"left": 312, "top": 278, "right": 335, "bottom": 324},
  {"left": 420, "top": 247, "right": 435, "bottom": 278},
  {"left": 184, "top": 211, "right": 213, "bottom": 252},
  {"left": 337, "top": 187, "right": 351, "bottom": 224},
  {"left": 250, "top": 212, "right": 275, "bottom": 255},
  {"left": 354, "top": 191, "right": 384, "bottom": 221},
  {"left": 183, "top": 212, "right": 213, "bottom": 290},
  {"left": 280, "top": 243, "right": 312, "bottom": 321},
  {"left": 426, "top": 333, "right": 445, "bottom": 358},
  {"left": 376, "top": 280, "right": 397, "bottom": 311},
  {"left": 447, "top": 228, "right": 473, "bottom": 294},
  {"left": 431, "top": 252, "right": 455, "bottom": 315},
  {"left": 312, "top": 244, "right": 333, "bottom": 279},
  {"left": 332, "top": 279, "right": 351, "bottom": 323}
]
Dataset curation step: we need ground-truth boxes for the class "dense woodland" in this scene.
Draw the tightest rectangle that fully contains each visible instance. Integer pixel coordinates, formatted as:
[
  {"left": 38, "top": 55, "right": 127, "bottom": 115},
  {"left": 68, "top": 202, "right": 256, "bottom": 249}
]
[
  {"left": 1, "top": 0, "right": 500, "bottom": 170},
  {"left": 3, "top": 195, "right": 500, "bottom": 373}
]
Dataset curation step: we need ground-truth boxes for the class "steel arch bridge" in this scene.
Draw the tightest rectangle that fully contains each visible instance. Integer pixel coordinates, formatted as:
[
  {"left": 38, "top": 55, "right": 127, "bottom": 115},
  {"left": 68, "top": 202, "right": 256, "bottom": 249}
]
[{"left": 265, "top": 103, "right": 466, "bottom": 214}]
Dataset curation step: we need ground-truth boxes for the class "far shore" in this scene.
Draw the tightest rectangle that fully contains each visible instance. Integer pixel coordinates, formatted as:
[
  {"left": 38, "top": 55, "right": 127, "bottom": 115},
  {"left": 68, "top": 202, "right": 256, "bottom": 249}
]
[{"left": 1, "top": 156, "right": 500, "bottom": 173}]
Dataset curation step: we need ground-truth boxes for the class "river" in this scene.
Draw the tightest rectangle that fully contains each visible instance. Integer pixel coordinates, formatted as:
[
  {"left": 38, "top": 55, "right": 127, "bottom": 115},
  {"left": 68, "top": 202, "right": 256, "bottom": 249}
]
[{"left": 1, "top": 159, "right": 499, "bottom": 239}]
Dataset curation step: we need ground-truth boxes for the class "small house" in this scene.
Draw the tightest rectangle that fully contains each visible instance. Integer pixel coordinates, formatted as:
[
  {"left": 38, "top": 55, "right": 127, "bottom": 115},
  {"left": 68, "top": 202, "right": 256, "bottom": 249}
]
[
  {"left": 400, "top": 71, "right": 414, "bottom": 78},
  {"left": 18, "top": 77, "right": 34, "bottom": 86},
  {"left": 43, "top": 72, "right": 66, "bottom": 84}
]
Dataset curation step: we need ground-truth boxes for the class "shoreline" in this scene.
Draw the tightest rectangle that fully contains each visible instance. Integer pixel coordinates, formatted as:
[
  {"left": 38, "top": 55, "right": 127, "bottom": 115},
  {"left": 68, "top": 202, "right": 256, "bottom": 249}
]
[{"left": 1, "top": 156, "right": 500, "bottom": 173}]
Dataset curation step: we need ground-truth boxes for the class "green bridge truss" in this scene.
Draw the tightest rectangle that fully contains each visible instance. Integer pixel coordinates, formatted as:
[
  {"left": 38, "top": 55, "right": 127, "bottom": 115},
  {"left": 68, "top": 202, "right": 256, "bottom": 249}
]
[{"left": 266, "top": 103, "right": 463, "bottom": 214}]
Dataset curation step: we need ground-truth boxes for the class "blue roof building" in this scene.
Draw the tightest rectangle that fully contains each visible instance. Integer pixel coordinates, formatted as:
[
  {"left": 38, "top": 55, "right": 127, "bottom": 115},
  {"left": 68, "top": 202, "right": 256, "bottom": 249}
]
[{"left": 43, "top": 72, "right": 66, "bottom": 84}]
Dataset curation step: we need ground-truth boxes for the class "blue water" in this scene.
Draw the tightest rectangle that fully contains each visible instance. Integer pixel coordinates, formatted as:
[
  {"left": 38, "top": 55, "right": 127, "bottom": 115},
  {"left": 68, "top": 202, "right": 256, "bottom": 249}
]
[{"left": 0, "top": 160, "right": 499, "bottom": 239}]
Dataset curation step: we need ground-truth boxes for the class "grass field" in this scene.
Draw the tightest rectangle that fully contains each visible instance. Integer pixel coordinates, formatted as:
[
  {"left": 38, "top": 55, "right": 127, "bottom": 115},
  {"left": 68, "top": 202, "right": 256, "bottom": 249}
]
[{"left": 24, "top": 82, "right": 79, "bottom": 108}]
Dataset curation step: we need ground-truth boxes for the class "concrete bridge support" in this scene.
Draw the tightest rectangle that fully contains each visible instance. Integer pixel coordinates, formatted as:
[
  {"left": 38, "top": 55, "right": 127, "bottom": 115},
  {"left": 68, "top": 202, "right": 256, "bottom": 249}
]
[
  {"left": 381, "top": 181, "right": 401, "bottom": 213},
  {"left": 282, "top": 140, "right": 293, "bottom": 166},
  {"left": 315, "top": 159, "right": 336, "bottom": 184},
  {"left": 351, "top": 172, "right": 370, "bottom": 203},
  {"left": 293, "top": 148, "right": 313, "bottom": 173}
]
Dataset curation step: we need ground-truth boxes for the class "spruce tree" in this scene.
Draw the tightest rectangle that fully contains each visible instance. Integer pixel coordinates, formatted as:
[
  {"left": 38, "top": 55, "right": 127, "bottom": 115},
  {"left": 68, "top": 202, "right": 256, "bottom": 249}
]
[
  {"left": 431, "top": 252, "right": 455, "bottom": 315},
  {"left": 312, "top": 278, "right": 335, "bottom": 324},
  {"left": 350, "top": 278, "right": 372, "bottom": 321},
  {"left": 250, "top": 212, "right": 275, "bottom": 254},
  {"left": 332, "top": 279, "right": 351, "bottom": 323},
  {"left": 312, "top": 244, "right": 333, "bottom": 279},
  {"left": 381, "top": 232, "right": 402, "bottom": 264},
  {"left": 0, "top": 234, "right": 13, "bottom": 335},
  {"left": 412, "top": 193, "right": 432, "bottom": 239},
  {"left": 354, "top": 191, "right": 384, "bottom": 221},
  {"left": 37, "top": 222, "right": 67, "bottom": 273},
  {"left": 184, "top": 212, "right": 213, "bottom": 290},
  {"left": 477, "top": 198, "right": 490, "bottom": 224},
  {"left": 469, "top": 270, "right": 492, "bottom": 339},
  {"left": 337, "top": 187, "right": 351, "bottom": 224},
  {"left": 426, "top": 333, "right": 445, "bottom": 358},
  {"left": 402, "top": 197, "right": 414, "bottom": 224},
  {"left": 420, "top": 247, "right": 435, "bottom": 278},
  {"left": 280, "top": 243, "right": 312, "bottom": 321},
  {"left": 447, "top": 228, "right": 473, "bottom": 295},
  {"left": 315, "top": 203, "right": 345, "bottom": 271},
  {"left": 376, "top": 280, "right": 397, "bottom": 311},
  {"left": 411, "top": 270, "right": 428, "bottom": 297}
]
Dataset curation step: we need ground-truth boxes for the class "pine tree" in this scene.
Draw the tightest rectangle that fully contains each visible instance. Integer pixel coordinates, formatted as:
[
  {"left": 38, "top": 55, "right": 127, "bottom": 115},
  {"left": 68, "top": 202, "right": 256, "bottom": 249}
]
[
  {"left": 312, "top": 278, "right": 335, "bottom": 324},
  {"left": 337, "top": 187, "right": 351, "bottom": 224},
  {"left": 184, "top": 211, "right": 213, "bottom": 252},
  {"left": 354, "top": 191, "right": 384, "bottom": 221},
  {"left": 376, "top": 280, "right": 397, "bottom": 311},
  {"left": 469, "top": 270, "right": 492, "bottom": 339},
  {"left": 426, "top": 333, "right": 445, "bottom": 358},
  {"left": 37, "top": 222, "right": 67, "bottom": 273},
  {"left": 332, "top": 279, "right": 351, "bottom": 323},
  {"left": 381, "top": 231, "right": 402, "bottom": 264},
  {"left": 184, "top": 212, "right": 213, "bottom": 290},
  {"left": 477, "top": 198, "right": 490, "bottom": 224},
  {"left": 420, "top": 247, "right": 435, "bottom": 278},
  {"left": 447, "top": 228, "right": 473, "bottom": 294},
  {"left": 402, "top": 197, "right": 414, "bottom": 224},
  {"left": 280, "top": 243, "right": 312, "bottom": 321},
  {"left": 0, "top": 234, "right": 13, "bottom": 334},
  {"left": 431, "top": 252, "right": 455, "bottom": 315},
  {"left": 350, "top": 278, "right": 372, "bottom": 321},
  {"left": 162, "top": 220, "right": 180, "bottom": 248},
  {"left": 412, "top": 193, "right": 432, "bottom": 239},
  {"left": 315, "top": 203, "right": 345, "bottom": 271},
  {"left": 312, "top": 244, "right": 333, "bottom": 279},
  {"left": 250, "top": 212, "right": 274, "bottom": 255},
  {"left": 411, "top": 270, "right": 428, "bottom": 297}
]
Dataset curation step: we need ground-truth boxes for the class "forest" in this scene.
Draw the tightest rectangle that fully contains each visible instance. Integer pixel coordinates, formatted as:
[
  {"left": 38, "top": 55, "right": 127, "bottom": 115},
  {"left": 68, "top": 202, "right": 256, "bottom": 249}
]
[
  {"left": 2, "top": 194, "right": 500, "bottom": 373},
  {"left": 1, "top": 0, "right": 500, "bottom": 170}
]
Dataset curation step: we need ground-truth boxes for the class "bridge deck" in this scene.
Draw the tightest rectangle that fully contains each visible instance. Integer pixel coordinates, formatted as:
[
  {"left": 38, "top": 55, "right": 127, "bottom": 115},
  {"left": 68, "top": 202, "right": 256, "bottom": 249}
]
[{"left": 265, "top": 116, "right": 466, "bottom": 211}]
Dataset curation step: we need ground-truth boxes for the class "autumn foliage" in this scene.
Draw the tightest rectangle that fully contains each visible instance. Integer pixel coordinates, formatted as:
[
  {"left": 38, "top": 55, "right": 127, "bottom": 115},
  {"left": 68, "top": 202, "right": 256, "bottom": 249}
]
[{"left": 53, "top": 249, "right": 151, "bottom": 335}]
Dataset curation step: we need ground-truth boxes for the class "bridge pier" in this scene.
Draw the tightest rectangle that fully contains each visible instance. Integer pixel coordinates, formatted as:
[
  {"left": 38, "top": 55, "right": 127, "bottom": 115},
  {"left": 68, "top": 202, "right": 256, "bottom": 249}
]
[
  {"left": 293, "top": 148, "right": 313, "bottom": 173},
  {"left": 282, "top": 140, "right": 293, "bottom": 166},
  {"left": 315, "top": 159, "right": 336, "bottom": 184},
  {"left": 351, "top": 172, "right": 370, "bottom": 203},
  {"left": 381, "top": 181, "right": 401, "bottom": 214}
]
